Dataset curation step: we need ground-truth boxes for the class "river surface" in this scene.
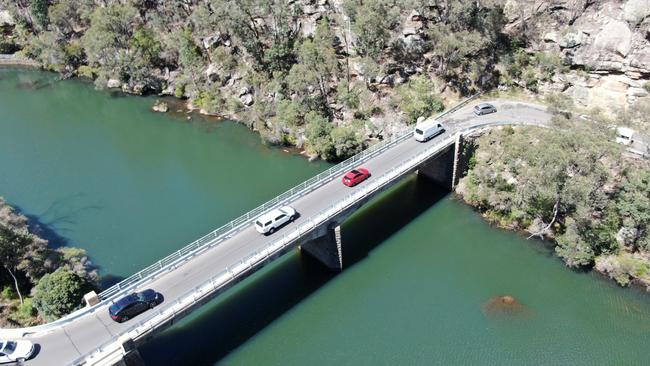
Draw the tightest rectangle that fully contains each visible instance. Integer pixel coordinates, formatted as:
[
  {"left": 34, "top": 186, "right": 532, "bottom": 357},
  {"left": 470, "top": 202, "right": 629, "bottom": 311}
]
[{"left": 1, "top": 69, "right": 649, "bottom": 365}]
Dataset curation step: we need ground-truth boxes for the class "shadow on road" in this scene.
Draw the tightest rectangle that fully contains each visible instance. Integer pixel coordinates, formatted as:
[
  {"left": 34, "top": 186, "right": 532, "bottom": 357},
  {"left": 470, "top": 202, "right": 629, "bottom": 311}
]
[{"left": 138, "top": 173, "right": 449, "bottom": 365}]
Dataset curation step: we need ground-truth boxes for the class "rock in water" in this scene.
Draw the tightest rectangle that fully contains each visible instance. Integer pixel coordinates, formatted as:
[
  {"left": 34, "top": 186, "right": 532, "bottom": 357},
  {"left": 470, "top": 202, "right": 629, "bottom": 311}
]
[
  {"left": 482, "top": 295, "right": 525, "bottom": 316},
  {"left": 152, "top": 100, "right": 168, "bottom": 113}
]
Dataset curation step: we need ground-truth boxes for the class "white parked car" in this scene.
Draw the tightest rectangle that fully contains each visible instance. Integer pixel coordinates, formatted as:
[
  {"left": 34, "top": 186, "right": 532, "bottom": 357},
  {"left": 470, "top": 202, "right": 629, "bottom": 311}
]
[
  {"left": 255, "top": 206, "right": 297, "bottom": 235},
  {"left": 0, "top": 339, "right": 35, "bottom": 364}
]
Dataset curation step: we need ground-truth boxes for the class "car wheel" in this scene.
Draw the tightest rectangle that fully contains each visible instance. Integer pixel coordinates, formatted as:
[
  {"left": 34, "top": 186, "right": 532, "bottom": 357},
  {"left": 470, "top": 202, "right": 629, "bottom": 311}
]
[
  {"left": 122, "top": 315, "right": 129, "bottom": 321},
  {"left": 150, "top": 301, "right": 156, "bottom": 309},
  {"left": 17, "top": 358, "right": 26, "bottom": 363},
  {"left": 269, "top": 227, "right": 275, "bottom": 234},
  {"left": 290, "top": 215, "right": 295, "bottom": 222}
]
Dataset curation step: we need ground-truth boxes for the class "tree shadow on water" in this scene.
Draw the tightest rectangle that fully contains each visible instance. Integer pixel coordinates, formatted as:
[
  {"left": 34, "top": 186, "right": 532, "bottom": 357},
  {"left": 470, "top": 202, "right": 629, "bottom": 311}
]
[{"left": 138, "top": 174, "right": 449, "bottom": 365}]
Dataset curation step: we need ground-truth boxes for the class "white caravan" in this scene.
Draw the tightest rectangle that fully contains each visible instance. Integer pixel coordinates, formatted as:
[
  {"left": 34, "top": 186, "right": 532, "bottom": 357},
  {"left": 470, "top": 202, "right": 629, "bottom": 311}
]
[{"left": 414, "top": 119, "right": 445, "bottom": 142}]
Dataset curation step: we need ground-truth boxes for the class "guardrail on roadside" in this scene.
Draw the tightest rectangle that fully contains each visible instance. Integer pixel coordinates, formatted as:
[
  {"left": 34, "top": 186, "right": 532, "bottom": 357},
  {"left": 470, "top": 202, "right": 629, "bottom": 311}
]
[
  {"left": 72, "top": 131, "right": 460, "bottom": 366},
  {"left": 7, "top": 93, "right": 482, "bottom": 338}
]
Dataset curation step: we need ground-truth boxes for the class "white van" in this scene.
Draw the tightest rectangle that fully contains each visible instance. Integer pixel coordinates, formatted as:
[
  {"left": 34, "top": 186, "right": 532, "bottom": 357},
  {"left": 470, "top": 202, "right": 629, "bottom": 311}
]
[
  {"left": 615, "top": 127, "right": 634, "bottom": 145},
  {"left": 255, "top": 206, "right": 297, "bottom": 235},
  {"left": 414, "top": 119, "right": 445, "bottom": 142}
]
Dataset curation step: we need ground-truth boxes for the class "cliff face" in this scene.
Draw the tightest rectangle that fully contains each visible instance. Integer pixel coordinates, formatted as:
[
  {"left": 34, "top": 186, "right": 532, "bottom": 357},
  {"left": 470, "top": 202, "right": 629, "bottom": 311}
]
[
  {"left": 504, "top": 0, "right": 650, "bottom": 112},
  {"left": 1, "top": 0, "right": 648, "bottom": 132}
]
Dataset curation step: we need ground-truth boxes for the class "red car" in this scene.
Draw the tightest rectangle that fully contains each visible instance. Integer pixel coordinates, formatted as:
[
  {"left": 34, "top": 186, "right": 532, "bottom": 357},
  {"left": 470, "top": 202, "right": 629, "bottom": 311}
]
[{"left": 342, "top": 168, "right": 371, "bottom": 187}]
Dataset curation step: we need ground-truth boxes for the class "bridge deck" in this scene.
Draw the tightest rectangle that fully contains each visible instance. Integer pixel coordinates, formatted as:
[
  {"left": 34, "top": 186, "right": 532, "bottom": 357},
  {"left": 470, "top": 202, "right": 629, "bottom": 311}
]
[{"left": 11, "top": 100, "right": 551, "bottom": 366}]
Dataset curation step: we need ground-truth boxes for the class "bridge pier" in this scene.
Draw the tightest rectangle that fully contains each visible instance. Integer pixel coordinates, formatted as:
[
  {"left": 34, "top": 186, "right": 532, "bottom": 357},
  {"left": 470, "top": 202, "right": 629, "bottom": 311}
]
[
  {"left": 300, "top": 224, "right": 343, "bottom": 271},
  {"left": 418, "top": 140, "right": 456, "bottom": 190},
  {"left": 115, "top": 338, "right": 146, "bottom": 366},
  {"left": 418, "top": 132, "right": 470, "bottom": 190}
]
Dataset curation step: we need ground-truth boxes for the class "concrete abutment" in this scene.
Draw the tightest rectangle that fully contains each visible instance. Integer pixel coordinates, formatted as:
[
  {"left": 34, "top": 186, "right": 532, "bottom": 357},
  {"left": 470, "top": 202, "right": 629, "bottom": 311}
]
[{"left": 300, "top": 224, "right": 343, "bottom": 271}]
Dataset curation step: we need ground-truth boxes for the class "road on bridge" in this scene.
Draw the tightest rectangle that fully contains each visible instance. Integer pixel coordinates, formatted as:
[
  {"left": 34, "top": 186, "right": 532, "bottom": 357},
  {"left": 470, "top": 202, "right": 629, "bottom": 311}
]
[{"left": 6, "top": 100, "right": 552, "bottom": 366}]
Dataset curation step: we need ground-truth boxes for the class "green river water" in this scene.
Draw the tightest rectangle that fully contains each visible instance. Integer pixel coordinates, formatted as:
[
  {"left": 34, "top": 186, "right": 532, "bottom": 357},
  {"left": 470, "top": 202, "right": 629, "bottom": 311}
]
[{"left": 0, "top": 69, "right": 649, "bottom": 365}]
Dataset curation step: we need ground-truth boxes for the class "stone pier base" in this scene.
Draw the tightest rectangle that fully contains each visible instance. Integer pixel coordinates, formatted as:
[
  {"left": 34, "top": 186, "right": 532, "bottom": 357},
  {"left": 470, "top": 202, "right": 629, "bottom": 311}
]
[
  {"left": 115, "top": 338, "right": 146, "bottom": 366},
  {"left": 300, "top": 224, "right": 343, "bottom": 271},
  {"left": 417, "top": 143, "right": 455, "bottom": 190}
]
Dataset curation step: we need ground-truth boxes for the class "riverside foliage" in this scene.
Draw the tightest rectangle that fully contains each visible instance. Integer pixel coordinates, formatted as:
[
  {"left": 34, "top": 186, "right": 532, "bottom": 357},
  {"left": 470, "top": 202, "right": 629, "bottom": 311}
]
[
  {"left": 0, "top": 197, "right": 97, "bottom": 327},
  {"left": 458, "top": 116, "right": 650, "bottom": 287},
  {"left": 1, "top": 0, "right": 560, "bottom": 161}
]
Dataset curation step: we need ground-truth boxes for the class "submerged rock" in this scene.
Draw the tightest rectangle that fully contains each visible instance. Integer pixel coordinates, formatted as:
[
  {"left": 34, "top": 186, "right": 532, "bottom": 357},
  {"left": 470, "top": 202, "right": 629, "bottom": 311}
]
[
  {"left": 482, "top": 295, "right": 526, "bottom": 316},
  {"left": 152, "top": 100, "right": 168, "bottom": 113}
]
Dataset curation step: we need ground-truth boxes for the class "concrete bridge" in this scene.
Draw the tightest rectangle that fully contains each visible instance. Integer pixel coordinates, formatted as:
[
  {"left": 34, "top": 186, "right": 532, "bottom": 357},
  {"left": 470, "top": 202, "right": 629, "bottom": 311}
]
[{"left": 1, "top": 98, "right": 552, "bottom": 366}]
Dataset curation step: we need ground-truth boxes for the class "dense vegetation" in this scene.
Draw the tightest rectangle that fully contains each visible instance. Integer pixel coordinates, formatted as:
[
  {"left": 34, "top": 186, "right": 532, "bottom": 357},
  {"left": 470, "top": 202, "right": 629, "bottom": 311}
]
[
  {"left": 458, "top": 109, "right": 650, "bottom": 287},
  {"left": 1, "top": 0, "right": 563, "bottom": 161},
  {"left": 0, "top": 197, "right": 96, "bottom": 327}
]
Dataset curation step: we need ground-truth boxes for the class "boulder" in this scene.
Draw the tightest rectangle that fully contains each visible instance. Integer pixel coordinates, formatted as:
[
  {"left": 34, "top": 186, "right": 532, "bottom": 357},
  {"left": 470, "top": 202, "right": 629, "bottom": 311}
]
[
  {"left": 623, "top": 0, "right": 650, "bottom": 25},
  {"left": 152, "top": 100, "right": 169, "bottom": 113},
  {"left": 482, "top": 295, "right": 526, "bottom": 316},
  {"left": 205, "top": 63, "right": 222, "bottom": 82},
  {"left": 240, "top": 93, "right": 254, "bottom": 106},
  {"left": 0, "top": 10, "right": 14, "bottom": 26},
  {"left": 559, "top": 31, "right": 584, "bottom": 49},
  {"left": 106, "top": 79, "right": 121, "bottom": 89},
  {"left": 593, "top": 20, "right": 633, "bottom": 57}
]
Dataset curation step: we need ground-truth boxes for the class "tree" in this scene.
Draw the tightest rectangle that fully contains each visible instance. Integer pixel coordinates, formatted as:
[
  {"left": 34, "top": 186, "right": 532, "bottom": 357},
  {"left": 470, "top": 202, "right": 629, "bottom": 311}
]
[
  {"left": 81, "top": 4, "right": 141, "bottom": 87},
  {"left": 345, "top": 0, "right": 402, "bottom": 61},
  {"left": 30, "top": 0, "right": 49, "bottom": 29},
  {"left": 395, "top": 75, "right": 444, "bottom": 124},
  {"left": 33, "top": 267, "right": 94, "bottom": 321},
  {"left": 0, "top": 198, "right": 48, "bottom": 304},
  {"left": 331, "top": 126, "right": 364, "bottom": 160},
  {"left": 616, "top": 168, "right": 650, "bottom": 251},
  {"left": 305, "top": 112, "right": 335, "bottom": 160}
]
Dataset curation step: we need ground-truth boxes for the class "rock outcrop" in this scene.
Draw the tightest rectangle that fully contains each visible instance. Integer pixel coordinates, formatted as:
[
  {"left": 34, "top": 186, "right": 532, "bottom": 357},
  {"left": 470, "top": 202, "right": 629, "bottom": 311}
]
[{"left": 505, "top": 0, "right": 650, "bottom": 113}]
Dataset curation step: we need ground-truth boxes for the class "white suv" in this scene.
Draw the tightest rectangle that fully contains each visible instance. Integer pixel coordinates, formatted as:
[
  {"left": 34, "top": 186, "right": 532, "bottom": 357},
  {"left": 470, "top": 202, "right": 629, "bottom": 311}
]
[{"left": 255, "top": 206, "right": 297, "bottom": 235}]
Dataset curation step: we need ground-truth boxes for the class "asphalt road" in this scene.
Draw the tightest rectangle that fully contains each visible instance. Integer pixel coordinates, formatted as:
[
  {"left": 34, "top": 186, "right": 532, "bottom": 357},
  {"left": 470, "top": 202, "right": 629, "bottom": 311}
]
[{"left": 4, "top": 100, "right": 552, "bottom": 366}]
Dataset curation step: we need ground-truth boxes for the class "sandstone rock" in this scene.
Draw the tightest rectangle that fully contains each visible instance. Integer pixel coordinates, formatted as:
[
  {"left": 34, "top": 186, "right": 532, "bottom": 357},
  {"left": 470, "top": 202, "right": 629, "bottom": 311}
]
[
  {"left": 152, "top": 100, "right": 169, "bottom": 113},
  {"left": 482, "top": 295, "right": 526, "bottom": 316},
  {"left": 593, "top": 20, "right": 633, "bottom": 57},
  {"left": 0, "top": 10, "right": 14, "bottom": 26},
  {"left": 240, "top": 93, "right": 254, "bottom": 106},
  {"left": 623, "top": 0, "right": 650, "bottom": 25},
  {"left": 559, "top": 31, "right": 584, "bottom": 49},
  {"left": 627, "top": 87, "right": 649, "bottom": 97},
  {"left": 205, "top": 63, "right": 221, "bottom": 82},
  {"left": 106, "top": 79, "right": 121, "bottom": 89},
  {"left": 543, "top": 32, "right": 559, "bottom": 43}
]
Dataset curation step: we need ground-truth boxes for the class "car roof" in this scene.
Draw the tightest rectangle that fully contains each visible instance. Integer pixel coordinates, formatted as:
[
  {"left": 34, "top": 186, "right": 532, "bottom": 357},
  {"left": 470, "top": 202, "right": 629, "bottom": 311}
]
[
  {"left": 477, "top": 103, "right": 494, "bottom": 108},
  {"left": 110, "top": 294, "right": 139, "bottom": 312},
  {"left": 257, "top": 206, "right": 292, "bottom": 222}
]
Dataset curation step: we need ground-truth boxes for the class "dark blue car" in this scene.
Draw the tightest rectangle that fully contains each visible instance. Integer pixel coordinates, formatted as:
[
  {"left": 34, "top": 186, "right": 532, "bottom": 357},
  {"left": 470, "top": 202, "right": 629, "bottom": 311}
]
[{"left": 109, "top": 289, "right": 162, "bottom": 322}]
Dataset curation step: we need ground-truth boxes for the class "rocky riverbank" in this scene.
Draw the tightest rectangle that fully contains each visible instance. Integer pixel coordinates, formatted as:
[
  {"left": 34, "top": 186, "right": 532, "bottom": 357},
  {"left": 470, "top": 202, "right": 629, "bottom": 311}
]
[
  {"left": 2, "top": 0, "right": 647, "bottom": 162},
  {"left": 456, "top": 123, "right": 650, "bottom": 290}
]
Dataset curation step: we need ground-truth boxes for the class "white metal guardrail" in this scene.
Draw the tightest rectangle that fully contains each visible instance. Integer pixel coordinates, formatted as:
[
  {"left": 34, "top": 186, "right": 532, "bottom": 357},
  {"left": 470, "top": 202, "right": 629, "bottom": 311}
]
[
  {"left": 72, "top": 130, "right": 459, "bottom": 366},
  {"left": 6, "top": 94, "right": 481, "bottom": 338}
]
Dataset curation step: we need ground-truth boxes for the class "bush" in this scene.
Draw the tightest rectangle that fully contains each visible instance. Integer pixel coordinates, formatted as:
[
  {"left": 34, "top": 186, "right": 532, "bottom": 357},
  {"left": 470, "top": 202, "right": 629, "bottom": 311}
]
[
  {"left": 331, "top": 126, "right": 365, "bottom": 160},
  {"left": 33, "top": 267, "right": 94, "bottom": 322},
  {"left": 304, "top": 112, "right": 334, "bottom": 160},
  {"left": 395, "top": 75, "right": 444, "bottom": 124},
  {"left": 644, "top": 82, "right": 650, "bottom": 93}
]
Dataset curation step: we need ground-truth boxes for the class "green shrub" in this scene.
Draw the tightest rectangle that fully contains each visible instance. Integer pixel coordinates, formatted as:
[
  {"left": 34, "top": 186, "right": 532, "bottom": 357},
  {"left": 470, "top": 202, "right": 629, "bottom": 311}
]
[
  {"left": 1, "top": 286, "right": 16, "bottom": 300},
  {"left": 33, "top": 267, "right": 94, "bottom": 322},
  {"left": 395, "top": 75, "right": 444, "bottom": 124},
  {"left": 643, "top": 82, "right": 650, "bottom": 93}
]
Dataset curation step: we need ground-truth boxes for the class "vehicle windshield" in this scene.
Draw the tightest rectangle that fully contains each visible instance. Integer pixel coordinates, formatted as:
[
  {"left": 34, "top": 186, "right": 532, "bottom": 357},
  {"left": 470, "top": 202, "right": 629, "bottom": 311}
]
[
  {"left": 255, "top": 220, "right": 264, "bottom": 227},
  {"left": 2, "top": 341, "right": 16, "bottom": 354},
  {"left": 415, "top": 129, "right": 423, "bottom": 134}
]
